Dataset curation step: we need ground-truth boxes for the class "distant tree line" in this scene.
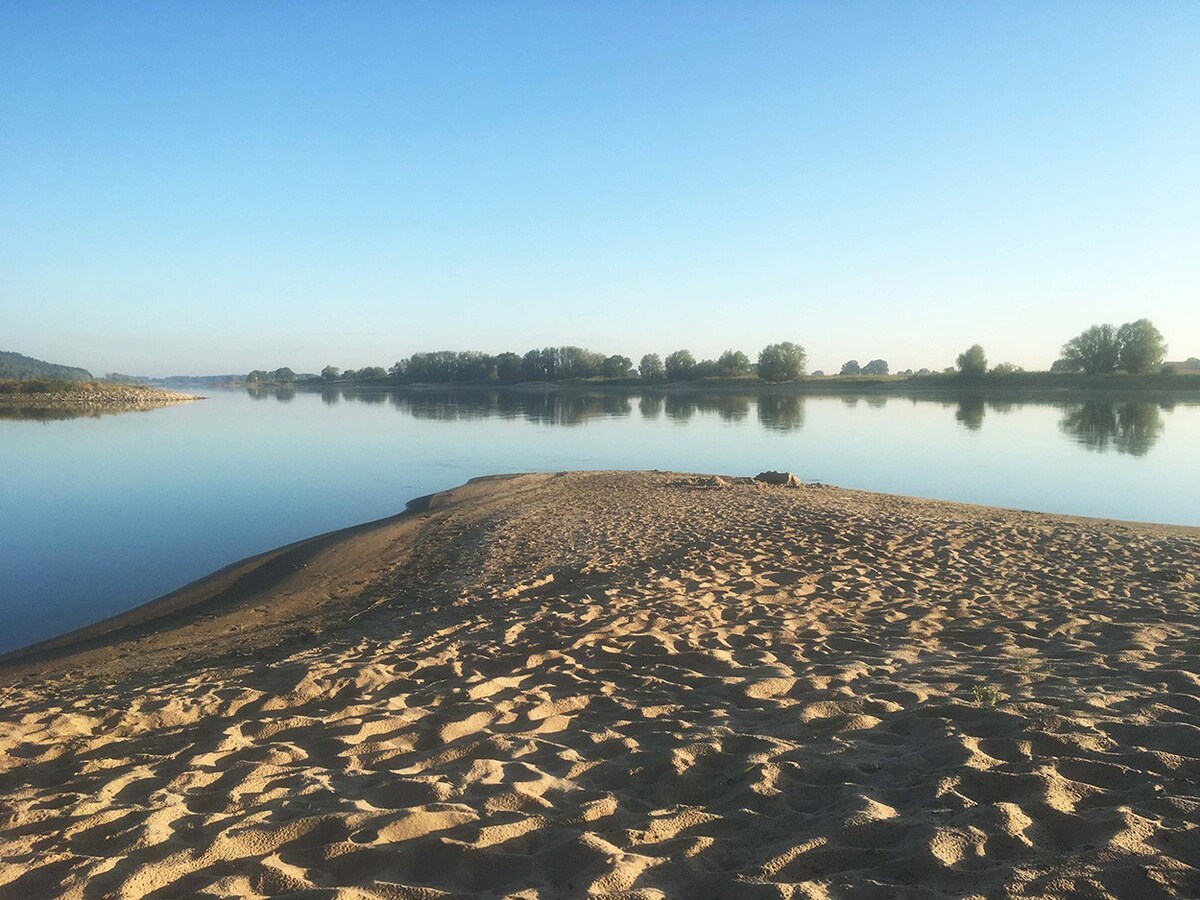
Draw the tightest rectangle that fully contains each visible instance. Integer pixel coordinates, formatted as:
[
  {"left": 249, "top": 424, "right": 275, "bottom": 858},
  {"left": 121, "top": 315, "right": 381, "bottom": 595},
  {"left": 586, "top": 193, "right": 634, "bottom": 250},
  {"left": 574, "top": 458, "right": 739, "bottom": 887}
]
[
  {"left": 245, "top": 318, "right": 1187, "bottom": 387},
  {"left": 311, "top": 343, "right": 808, "bottom": 385},
  {"left": 839, "top": 358, "right": 890, "bottom": 376},
  {"left": 247, "top": 367, "right": 296, "bottom": 383}
]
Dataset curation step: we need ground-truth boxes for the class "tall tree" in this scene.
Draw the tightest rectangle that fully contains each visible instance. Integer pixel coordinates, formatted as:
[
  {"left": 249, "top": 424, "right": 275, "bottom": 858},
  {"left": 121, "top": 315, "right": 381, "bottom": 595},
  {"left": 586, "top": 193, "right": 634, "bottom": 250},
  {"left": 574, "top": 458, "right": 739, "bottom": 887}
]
[
  {"left": 1060, "top": 324, "right": 1120, "bottom": 375},
  {"left": 956, "top": 345, "right": 988, "bottom": 379},
  {"left": 716, "top": 349, "right": 751, "bottom": 376},
  {"left": 840, "top": 359, "right": 861, "bottom": 375},
  {"left": 1117, "top": 319, "right": 1167, "bottom": 374},
  {"left": 862, "top": 359, "right": 889, "bottom": 375},
  {"left": 757, "top": 342, "right": 807, "bottom": 382},
  {"left": 639, "top": 353, "right": 664, "bottom": 381},
  {"left": 495, "top": 352, "right": 523, "bottom": 383},
  {"left": 664, "top": 349, "right": 697, "bottom": 381},
  {"left": 601, "top": 355, "right": 633, "bottom": 379}
]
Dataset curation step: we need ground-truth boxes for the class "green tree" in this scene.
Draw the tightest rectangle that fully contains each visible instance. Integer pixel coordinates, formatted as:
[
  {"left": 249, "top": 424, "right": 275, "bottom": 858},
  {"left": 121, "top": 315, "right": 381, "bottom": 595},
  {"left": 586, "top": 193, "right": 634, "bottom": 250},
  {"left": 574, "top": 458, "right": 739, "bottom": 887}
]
[
  {"left": 840, "top": 359, "right": 861, "bottom": 375},
  {"left": 956, "top": 345, "right": 987, "bottom": 379},
  {"left": 321, "top": 365, "right": 340, "bottom": 381},
  {"left": 521, "top": 349, "right": 552, "bottom": 381},
  {"left": 991, "top": 362, "right": 1022, "bottom": 375},
  {"left": 247, "top": 369, "right": 268, "bottom": 383},
  {"left": 495, "top": 352, "right": 523, "bottom": 383},
  {"left": 1117, "top": 319, "right": 1167, "bottom": 374},
  {"left": 272, "top": 367, "right": 295, "bottom": 383},
  {"left": 638, "top": 353, "right": 664, "bottom": 381},
  {"left": 862, "top": 359, "right": 889, "bottom": 376},
  {"left": 1061, "top": 324, "right": 1119, "bottom": 375},
  {"left": 757, "top": 342, "right": 807, "bottom": 382},
  {"left": 556, "top": 346, "right": 605, "bottom": 379},
  {"left": 664, "top": 349, "right": 697, "bottom": 381},
  {"left": 716, "top": 349, "right": 751, "bottom": 376},
  {"left": 601, "top": 355, "right": 633, "bottom": 379}
]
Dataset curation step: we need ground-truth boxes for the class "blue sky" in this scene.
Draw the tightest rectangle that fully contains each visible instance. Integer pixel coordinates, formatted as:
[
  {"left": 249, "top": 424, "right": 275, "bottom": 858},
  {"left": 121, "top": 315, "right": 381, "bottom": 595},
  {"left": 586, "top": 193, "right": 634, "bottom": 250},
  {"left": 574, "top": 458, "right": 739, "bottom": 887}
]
[{"left": 2, "top": 2, "right": 1197, "bottom": 376}]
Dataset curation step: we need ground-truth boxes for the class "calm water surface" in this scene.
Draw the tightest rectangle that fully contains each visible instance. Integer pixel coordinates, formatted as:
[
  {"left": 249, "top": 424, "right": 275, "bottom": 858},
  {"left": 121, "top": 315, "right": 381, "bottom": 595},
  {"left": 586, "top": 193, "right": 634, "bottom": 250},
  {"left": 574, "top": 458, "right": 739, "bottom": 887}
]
[{"left": 3, "top": 387, "right": 1198, "bottom": 653}]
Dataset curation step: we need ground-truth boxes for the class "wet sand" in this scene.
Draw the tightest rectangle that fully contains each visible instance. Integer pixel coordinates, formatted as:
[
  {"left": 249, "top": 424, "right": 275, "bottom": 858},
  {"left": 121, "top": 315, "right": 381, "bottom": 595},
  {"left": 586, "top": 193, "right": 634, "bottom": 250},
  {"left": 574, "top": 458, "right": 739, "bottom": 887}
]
[{"left": 2, "top": 471, "right": 1197, "bottom": 898}]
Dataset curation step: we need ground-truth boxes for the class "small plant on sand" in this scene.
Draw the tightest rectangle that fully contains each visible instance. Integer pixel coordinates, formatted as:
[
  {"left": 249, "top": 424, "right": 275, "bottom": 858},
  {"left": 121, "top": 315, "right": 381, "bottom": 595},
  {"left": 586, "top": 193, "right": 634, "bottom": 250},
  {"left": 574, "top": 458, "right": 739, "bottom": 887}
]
[
  {"left": 1013, "top": 651, "right": 1035, "bottom": 672},
  {"left": 972, "top": 684, "right": 1002, "bottom": 707},
  {"left": 1011, "top": 650, "right": 1051, "bottom": 678}
]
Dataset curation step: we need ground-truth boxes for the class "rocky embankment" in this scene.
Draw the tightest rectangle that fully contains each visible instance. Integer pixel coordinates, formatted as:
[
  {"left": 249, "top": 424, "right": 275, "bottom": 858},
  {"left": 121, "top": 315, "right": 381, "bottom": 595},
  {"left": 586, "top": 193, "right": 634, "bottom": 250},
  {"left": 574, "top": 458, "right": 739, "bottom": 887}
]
[{"left": 0, "top": 383, "right": 202, "bottom": 419}]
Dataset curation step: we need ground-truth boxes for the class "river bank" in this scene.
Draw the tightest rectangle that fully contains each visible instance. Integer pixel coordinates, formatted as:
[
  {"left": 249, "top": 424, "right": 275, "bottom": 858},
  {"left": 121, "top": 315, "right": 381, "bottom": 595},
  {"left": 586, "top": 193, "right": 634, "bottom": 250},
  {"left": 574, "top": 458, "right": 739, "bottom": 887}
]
[
  {"left": 269, "top": 371, "right": 1200, "bottom": 406},
  {"left": 1, "top": 472, "right": 1197, "bottom": 897}
]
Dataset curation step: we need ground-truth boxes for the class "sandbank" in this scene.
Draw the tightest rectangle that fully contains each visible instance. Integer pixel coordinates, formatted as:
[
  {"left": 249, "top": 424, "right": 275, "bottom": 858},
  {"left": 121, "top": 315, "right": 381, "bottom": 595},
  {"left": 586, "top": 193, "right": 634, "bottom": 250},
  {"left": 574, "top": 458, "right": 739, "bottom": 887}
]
[{"left": 1, "top": 472, "right": 1197, "bottom": 898}]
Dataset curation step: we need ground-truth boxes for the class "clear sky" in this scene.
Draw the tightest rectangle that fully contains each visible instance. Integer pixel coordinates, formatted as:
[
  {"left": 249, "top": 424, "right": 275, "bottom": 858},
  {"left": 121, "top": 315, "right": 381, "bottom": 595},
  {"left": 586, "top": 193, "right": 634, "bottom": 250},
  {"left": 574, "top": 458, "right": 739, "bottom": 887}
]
[{"left": 2, "top": 2, "right": 1197, "bottom": 376}]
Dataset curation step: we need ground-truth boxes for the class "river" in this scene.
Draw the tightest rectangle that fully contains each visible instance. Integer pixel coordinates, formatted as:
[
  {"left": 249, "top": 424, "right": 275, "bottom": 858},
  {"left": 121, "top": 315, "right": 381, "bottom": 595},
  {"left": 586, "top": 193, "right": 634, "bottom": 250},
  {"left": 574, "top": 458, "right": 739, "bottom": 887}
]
[{"left": 3, "top": 385, "right": 1197, "bottom": 653}]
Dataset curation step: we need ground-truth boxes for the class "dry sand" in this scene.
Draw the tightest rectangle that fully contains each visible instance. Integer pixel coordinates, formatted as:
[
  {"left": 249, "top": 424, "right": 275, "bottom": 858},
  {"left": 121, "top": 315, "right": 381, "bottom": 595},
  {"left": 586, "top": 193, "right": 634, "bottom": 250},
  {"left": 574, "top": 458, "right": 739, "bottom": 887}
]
[{"left": 1, "top": 471, "right": 1197, "bottom": 898}]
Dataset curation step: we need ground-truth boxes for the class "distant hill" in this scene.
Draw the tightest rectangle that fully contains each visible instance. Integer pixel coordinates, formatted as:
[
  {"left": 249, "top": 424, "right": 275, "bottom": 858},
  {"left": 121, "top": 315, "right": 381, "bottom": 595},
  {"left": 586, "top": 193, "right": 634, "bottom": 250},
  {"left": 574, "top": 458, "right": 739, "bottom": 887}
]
[{"left": 0, "top": 351, "right": 93, "bottom": 382}]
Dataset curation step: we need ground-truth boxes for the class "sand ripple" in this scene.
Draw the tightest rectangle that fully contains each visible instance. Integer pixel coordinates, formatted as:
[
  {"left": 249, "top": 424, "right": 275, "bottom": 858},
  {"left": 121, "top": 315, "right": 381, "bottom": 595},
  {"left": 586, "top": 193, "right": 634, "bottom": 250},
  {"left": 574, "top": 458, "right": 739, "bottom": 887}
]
[{"left": 2, "top": 472, "right": 1198, "bottom": 897}]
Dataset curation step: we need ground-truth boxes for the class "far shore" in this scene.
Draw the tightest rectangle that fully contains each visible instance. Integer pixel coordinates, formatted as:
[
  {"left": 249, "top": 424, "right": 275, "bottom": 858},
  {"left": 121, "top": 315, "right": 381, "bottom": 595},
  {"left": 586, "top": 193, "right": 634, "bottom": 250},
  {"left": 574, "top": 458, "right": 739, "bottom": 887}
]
[
  {"left": 2, "top": 471, "right": 1197, "bottom": 897},
  {"left": 235, "top": 371, "right": 1200, "bottom": 402}
]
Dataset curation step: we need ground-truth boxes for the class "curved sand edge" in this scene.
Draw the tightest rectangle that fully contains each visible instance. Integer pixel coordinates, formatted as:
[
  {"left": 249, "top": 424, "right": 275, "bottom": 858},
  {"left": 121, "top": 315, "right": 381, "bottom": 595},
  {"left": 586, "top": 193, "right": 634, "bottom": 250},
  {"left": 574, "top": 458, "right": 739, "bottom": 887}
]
[
  {"left": 0, "top": 473, "right": 526, "bottom": 679},
  {"left": 2, "top": 471, "right": 1198, "bottom": 897}
]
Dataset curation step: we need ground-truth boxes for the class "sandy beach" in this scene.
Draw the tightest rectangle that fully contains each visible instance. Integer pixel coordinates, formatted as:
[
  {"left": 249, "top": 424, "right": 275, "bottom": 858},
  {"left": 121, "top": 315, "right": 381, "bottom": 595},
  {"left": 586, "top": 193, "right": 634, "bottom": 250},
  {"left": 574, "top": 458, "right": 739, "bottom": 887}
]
[{"left": 1, "top": 471, "right": 1197, "bottom": 898}]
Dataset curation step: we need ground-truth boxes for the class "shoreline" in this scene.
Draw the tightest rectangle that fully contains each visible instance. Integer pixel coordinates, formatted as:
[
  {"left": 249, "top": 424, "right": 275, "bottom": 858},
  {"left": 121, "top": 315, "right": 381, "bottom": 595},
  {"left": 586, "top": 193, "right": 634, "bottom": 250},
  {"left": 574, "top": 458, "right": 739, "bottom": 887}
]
[
  {"left": 0, "top": 382, "right": 203, "bottom": 419},
  {"left": 2, "top": 471, "right": 1197, "bottom": 897},
  {"left": 252, "top": 376, "right": 1200, "bottom": 403},
  {"left": 3, "top": 474, "right": 1196, "bottom": 675}
]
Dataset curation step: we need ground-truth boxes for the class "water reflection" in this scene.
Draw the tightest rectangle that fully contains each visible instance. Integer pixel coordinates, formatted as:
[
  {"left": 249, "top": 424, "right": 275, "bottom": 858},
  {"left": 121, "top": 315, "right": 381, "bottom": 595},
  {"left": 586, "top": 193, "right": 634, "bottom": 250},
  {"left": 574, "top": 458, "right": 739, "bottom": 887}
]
[
  {"left": 955, "top": 397, "right": 986, "bottom": 431},
  {"left": 0, "top": 406, "right": 106, "bottom": 421},
  {"left": 657, "top": 395, "right": 752, "bottom": 423},
  {"left": 639, "top": 395, "right": 663, "bottom": 420},
  {"left": 0, "top": 405, "right": 179, "bottom": 422},
  {"left": 341, "top": 389, "right": 634, "bottom": 428},
  {"left": 705, "top": 396, "right": 751, "bottom": 422},
  {"left": 757, "top": 395, "right": 805, "bottom": 432},
  {"left": 1059, "top": 401, "right": 1165, "bottom": 457},
  {"left": 246, "top": 385, "right": 296, "bottom": 402},
  {"left": 663, "top": 396, "right": 695, "bottom": 422},
  {"left": 260, "top": 386, "right": 1187, "bottom": 457}
]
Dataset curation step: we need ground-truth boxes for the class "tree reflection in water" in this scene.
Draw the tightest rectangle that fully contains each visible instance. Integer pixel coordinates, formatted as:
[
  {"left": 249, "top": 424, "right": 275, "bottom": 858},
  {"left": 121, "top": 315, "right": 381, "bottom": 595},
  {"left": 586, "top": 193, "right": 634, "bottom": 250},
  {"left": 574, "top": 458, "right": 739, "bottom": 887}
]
[
  {"left": 954, "top": 397, "right": 986, "bottom": 431},
  {"left": 294, "top": 387, "right": 1179, "bottom": 457},
  {"left": 639, "top": 395, "right": 663, "bottom": 420},
  {"left": 245, "top": 385, "right": 296, "bottom": 402},
  {"left": 757, "top": 395, "right": 805, "bottom": 432},
  {"left": 663, "top": 396, "right": 695, "bottom": 423},
  {"left": 1059, "top": 400, "right": 1165, "bottom": 457}
]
